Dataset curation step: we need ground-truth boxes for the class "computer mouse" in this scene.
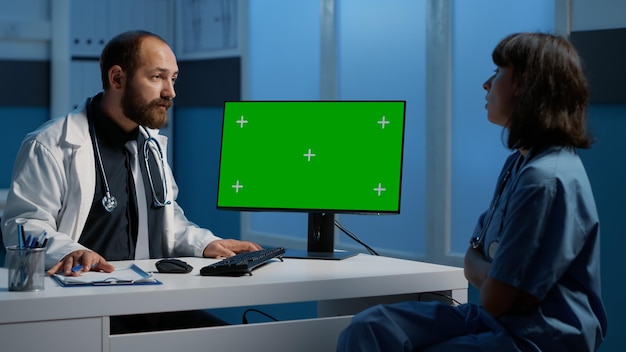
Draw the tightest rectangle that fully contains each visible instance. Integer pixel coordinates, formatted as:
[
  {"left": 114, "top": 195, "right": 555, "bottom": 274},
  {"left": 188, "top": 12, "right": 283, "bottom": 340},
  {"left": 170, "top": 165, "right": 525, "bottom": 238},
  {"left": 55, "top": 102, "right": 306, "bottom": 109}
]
[{"left": 155, "top": 258, "right": 193, "bottom": 273}]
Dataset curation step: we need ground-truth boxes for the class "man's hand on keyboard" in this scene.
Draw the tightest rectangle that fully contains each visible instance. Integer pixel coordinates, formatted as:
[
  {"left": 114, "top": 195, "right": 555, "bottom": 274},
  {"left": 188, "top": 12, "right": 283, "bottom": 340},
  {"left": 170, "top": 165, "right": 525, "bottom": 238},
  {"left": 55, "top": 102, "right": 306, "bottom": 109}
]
[{"left": 203, "top": 239, "right": 263, "bottom": 258}]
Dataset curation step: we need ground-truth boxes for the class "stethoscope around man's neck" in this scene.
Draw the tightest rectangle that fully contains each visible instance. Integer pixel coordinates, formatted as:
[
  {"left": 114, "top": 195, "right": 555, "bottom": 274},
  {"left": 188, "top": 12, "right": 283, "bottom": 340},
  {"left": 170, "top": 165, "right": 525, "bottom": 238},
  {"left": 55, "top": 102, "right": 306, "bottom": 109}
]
[{"left": 88, "top": 98, "right": 171, "bottom": 212}]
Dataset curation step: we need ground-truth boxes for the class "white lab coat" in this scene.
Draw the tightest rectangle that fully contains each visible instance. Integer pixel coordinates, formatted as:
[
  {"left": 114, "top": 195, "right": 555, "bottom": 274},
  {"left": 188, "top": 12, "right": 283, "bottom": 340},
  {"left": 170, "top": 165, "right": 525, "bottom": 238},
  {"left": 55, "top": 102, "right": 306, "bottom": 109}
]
[{"left": 1, "top": 98, "right": 221, "bottom": 269}]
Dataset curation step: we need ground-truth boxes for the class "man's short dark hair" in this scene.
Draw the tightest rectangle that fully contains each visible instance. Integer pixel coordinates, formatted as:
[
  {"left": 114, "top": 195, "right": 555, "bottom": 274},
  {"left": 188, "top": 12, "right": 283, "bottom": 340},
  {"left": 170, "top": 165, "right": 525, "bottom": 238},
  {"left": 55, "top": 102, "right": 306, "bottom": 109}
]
[{"left": 99, "top": 30, "right": 168, "bottom": 90}]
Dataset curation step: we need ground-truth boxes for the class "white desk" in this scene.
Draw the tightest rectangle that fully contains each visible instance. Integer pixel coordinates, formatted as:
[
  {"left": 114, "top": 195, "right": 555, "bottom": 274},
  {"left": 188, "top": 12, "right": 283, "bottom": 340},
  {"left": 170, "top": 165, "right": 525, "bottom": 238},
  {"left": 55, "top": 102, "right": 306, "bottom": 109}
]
[{"left": 0, "top": 254, "right": 466, "bottom": 352}]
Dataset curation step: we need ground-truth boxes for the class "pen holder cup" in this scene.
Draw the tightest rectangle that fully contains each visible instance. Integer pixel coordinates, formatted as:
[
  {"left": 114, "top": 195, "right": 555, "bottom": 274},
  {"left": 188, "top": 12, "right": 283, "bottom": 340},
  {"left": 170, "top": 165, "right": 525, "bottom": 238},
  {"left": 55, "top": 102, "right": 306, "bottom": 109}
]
[{"left": 6, "top": 246, "right": 45, "bottom": 292}]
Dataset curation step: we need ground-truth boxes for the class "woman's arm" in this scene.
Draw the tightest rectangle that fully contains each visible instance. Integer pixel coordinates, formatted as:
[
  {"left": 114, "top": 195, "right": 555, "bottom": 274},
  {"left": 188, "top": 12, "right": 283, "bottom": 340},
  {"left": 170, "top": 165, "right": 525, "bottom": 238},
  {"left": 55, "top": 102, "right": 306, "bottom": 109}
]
[
  {"left": 464, "top": 245, "right": 539, "bottom": 317},
  {"left": 464, "top": 245, "right": 490, "bottom": 289},
  {"left": 481, "top": 277, "right": 539, "bottom": 318}
]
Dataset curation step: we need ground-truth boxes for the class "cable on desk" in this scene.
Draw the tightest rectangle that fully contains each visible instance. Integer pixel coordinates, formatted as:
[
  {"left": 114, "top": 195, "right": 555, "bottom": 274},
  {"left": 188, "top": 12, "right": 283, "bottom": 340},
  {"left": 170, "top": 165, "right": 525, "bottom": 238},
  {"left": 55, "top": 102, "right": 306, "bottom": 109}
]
[
  {"left": 334, "top": 220, "right": 379, "bottom": 256},
  {"left": 417, "top": 292, "right": 463, "bottom": 306},
  {"left": 241, "top": 308, "right": 280, "bottom": 324}
]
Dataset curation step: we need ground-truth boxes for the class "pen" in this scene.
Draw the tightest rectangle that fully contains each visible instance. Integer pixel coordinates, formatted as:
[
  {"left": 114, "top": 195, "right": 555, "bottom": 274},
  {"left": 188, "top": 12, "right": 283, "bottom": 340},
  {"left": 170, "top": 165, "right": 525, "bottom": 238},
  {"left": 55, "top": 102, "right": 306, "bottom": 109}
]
[
  {"left": 36, "top": 231, "right": 47, "bottom": 246},
  {"left": 17, "top": 224, "right": 25, "bottom": 249},
  {"left": 28, "top": 231, "right": 48, "bottom": 248},
  {"left": 71, "top": 263, "right": 98, "bottom": 273},
  {"left": 27, "top": 235, "right": 38, "bottom": 249}
]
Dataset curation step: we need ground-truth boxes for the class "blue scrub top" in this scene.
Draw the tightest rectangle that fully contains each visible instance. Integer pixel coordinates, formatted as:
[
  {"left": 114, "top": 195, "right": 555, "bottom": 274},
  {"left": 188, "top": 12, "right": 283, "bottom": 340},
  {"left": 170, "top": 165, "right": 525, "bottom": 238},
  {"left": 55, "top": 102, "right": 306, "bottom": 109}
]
[{"left": 472, "top": 146, "right": 607, "bottom": 351}]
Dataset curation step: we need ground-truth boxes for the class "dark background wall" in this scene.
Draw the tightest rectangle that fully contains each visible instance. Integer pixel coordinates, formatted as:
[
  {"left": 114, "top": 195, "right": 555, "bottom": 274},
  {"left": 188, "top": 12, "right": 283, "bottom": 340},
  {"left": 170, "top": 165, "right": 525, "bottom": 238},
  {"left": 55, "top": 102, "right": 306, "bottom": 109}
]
[
  {"left": 0, "top": 60, "right": 51, "bottom": 188},
  {"left": 172, "top": 58, "right": 242, "bottom": 238}
]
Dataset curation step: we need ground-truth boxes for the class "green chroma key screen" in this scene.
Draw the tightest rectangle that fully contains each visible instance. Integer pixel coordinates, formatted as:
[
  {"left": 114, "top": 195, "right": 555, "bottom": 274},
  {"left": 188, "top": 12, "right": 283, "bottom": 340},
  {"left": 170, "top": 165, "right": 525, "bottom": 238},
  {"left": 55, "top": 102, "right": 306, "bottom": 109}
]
[{"left": 217, "top": 101, "right": 406, "bottom": 213}]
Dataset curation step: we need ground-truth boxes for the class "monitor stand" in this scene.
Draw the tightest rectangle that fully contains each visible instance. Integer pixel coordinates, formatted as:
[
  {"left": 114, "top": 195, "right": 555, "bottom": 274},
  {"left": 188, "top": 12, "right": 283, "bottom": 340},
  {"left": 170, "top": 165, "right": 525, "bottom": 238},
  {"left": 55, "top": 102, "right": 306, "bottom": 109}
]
[
  {"left": 283, "top": 249, "right": 357, "bottom": 260},
  {"left": 282, "top": 212, "right": 358, "bottom": 260}
]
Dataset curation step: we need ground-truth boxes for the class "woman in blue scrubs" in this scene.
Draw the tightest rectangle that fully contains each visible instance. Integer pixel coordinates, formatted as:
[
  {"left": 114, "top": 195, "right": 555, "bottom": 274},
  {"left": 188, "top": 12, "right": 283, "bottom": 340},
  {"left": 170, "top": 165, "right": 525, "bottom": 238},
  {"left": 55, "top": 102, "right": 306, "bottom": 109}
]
[{"left": 336, "top": 32, "right": 607, "bottom": 352}]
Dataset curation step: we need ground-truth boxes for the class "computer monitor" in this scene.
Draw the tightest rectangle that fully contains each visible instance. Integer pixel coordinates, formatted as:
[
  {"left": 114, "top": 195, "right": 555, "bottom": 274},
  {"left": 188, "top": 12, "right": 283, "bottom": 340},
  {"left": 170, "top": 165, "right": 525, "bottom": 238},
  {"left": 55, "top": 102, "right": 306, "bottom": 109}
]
[{"left": 217, "top": 101, "right": 406, "bottom": 259}]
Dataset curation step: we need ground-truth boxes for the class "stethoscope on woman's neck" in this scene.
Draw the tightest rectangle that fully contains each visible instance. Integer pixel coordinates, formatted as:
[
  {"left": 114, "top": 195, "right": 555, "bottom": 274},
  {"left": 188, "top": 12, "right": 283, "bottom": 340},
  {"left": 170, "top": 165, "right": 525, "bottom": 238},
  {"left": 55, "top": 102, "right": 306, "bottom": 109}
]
[
  {"left": 470, "top": 150, "right": 527, "bottom": 253},
  {"left": 87, "top": 97, "right": 171, "bottom": 212}
]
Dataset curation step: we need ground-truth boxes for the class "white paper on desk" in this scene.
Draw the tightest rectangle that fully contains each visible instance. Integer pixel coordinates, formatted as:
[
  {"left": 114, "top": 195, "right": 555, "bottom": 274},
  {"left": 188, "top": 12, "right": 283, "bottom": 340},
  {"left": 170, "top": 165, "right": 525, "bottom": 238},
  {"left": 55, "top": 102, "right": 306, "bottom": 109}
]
[{"left": 52, "top": 264, "right": 159, "bottom": 286}]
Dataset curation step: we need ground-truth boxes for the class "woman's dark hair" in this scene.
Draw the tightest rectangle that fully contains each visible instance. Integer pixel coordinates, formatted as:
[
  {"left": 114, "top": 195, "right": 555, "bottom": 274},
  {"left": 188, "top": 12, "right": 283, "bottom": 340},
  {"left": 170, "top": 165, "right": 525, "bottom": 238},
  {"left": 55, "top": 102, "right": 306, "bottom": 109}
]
[
  {"left": 492, "top": 32, "right": 593, "bottom": 149},
  {"left": 99, "top": 30, "right": 167, "bottom": 90}
]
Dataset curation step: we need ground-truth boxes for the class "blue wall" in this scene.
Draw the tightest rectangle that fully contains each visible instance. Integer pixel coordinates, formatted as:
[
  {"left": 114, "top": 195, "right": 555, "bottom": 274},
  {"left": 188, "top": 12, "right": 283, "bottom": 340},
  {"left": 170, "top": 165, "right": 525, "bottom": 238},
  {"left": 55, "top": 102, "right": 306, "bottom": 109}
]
[
  {"left": 173, "top": 107, "right": 241, "bottom": 238},
  {"left": 0, "top": 107, "right": 49, "bottom": 188},
  {"left": 579, "top": 105, "right": 626, "bottom": 352},
  {"left": 450, "top": 0, "right": 555, "bottom": 253}
]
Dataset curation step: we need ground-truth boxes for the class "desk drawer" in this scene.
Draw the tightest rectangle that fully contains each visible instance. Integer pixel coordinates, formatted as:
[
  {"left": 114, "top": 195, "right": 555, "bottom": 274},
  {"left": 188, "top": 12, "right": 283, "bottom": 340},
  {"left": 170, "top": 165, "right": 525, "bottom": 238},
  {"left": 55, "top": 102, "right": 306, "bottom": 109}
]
[
  {"left": 109, "top": 315, "right": 351, "bottom": 352},
  {"left": 1, "top": 317, "right": 105, "bottom": 352}
]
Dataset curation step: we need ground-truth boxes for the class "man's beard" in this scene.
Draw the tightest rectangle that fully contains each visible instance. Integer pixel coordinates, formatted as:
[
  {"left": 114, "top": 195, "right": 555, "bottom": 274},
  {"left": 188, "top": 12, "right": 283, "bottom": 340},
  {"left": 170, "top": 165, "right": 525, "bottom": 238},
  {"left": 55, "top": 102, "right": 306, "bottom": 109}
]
[{"left": 121, "top": 83, "right": 171, "bottom": 129}]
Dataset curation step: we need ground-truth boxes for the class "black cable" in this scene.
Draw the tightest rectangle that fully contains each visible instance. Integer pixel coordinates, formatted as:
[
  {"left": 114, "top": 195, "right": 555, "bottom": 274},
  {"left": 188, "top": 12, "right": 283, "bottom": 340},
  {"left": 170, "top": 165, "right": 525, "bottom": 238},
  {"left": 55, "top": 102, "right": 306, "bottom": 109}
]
[
  {"left": 241, "top": 308, "right": 280, "bottom": 324},
  {"left": 417, "top": 292, "right": 463, "bottom": 306},
  {"left": 334, "top": 220, "right": 379, "bottom": 256}
]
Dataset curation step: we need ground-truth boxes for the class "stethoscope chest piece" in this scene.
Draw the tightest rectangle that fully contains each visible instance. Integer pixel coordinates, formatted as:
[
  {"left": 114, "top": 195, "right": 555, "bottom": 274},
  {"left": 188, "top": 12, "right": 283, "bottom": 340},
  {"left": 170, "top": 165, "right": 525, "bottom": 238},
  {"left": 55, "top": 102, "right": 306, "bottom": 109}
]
[
  {"left": 102, "top": 192, "right": 118, "bottom": 212},
  {"left": 488, "top": 240, "right": 499, "bottom": 260}
]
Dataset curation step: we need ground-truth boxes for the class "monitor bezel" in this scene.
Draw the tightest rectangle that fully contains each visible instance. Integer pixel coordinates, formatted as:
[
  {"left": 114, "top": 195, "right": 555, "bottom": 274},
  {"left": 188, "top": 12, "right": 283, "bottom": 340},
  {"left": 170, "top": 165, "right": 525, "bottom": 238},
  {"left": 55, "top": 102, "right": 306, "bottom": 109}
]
[{"left": 216, "top": 100, "right": 407, "bottom": 259}]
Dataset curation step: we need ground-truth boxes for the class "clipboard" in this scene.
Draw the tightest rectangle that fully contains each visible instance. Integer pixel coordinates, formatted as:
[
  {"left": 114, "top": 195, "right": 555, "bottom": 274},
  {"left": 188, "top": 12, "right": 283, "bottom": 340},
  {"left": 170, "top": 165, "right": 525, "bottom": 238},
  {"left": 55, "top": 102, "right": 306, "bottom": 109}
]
[{"left": 52, "top": 264, "right": 162, "bottom": 286}]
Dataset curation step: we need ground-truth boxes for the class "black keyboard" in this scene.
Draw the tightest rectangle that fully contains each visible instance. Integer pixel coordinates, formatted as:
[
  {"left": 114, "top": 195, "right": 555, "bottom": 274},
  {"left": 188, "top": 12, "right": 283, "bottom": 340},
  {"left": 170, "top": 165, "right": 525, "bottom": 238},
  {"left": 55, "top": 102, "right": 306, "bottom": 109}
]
[{"left": 200, "top": 247, "right": 285, "bottom": 276}]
